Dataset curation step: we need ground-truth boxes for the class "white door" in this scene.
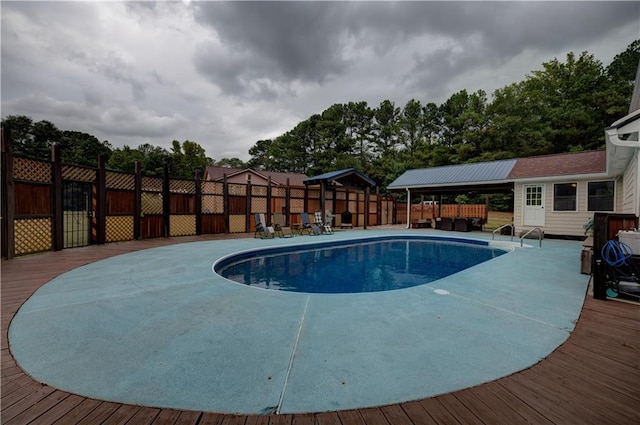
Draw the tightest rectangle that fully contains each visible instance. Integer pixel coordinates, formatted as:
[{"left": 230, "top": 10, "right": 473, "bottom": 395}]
[{"left": 523, "top": 184, "right": 545, "bottom": 227}]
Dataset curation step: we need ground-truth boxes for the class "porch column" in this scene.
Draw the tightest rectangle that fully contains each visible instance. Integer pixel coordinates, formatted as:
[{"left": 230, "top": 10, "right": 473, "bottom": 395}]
[{"left": 405, "top": 188, "right": 411, "bottom": 229}]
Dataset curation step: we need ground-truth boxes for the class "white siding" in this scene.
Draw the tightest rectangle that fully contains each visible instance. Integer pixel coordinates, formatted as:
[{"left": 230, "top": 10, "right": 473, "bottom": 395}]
[
  {"left": 621, "top": 150, "right": 639, "bottom": 215},
  {"left": 514, "top": 178, "right": 621, "bottom": 237}
]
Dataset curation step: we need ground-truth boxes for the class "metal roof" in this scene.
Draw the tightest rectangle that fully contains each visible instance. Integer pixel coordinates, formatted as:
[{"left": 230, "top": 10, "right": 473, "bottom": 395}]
[
  {"left": 388, "top": 159, "right": 517, "bottom": 189},
  {"left": 304, "top": 168, "right": 376, "bottom": 187}
]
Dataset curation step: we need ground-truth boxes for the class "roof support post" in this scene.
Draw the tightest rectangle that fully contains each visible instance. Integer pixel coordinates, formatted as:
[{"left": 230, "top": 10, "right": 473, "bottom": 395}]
[
  {"left": 405, "top": 188, "right": 411, "bottom": 229},
  {"left": 320, "top": 181, "right": 326, "bottom": 223}
]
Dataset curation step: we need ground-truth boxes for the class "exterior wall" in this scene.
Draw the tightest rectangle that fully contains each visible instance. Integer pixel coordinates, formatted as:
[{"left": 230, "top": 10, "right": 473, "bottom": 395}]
[
  {"left": 621, "top": 150, "right": 639, "bottom": 215},
  {"left": 514, "top": 177, "right": 622, "bottom": 237},
  {"left": 224, "top": 172, "right": 270, "bottom": 185}
]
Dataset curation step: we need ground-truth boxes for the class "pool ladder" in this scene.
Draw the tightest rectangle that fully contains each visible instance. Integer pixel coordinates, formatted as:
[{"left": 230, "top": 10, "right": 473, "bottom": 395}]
[
  {"left": 492, "top": 224, "right": 514, "bottom": 241},
  {"left": 520, "top": 227, "right": 543, "bottom": 248},
  {"left": 492, "top": 225, "right": 543, "bottom": 248}
]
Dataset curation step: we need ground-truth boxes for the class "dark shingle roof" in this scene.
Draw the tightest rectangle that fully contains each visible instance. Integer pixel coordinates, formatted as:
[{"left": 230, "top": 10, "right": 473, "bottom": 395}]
[
  {"left": 507, "top": 151, "right": 606, "bottom": 179},
  {"left": 204, "top": 166, "right": 308, "bottom": 186},
  {"left": 304, "top": 168, "right": 376, "bottom": 187}
]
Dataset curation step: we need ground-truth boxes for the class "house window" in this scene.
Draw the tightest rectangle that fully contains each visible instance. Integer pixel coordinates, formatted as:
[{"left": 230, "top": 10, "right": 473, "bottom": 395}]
[
  {"left": 553, "top": 183, "right": 577, "bottom": 211},
  {"left": 587, "top": 181, "right": 615, "bottom": 212}
]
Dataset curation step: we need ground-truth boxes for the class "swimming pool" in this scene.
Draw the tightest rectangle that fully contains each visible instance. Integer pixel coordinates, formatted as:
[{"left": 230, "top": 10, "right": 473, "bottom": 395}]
[
  {"left": 8, "top": 230, "right": 589, "bottom": 414},
  {"left": 216, "top": 236, "right": 507, "bottom": 293}
]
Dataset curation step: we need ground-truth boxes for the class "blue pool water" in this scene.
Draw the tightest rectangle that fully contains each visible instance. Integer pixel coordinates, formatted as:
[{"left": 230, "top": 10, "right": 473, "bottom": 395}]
[{"left": 216, "top": 237, "right": 507, "bottom": 293}]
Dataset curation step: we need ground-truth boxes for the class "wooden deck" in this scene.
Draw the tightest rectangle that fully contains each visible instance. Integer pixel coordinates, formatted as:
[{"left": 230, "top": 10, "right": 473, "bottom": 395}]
[{"left": 2, "top": 235, "right": 639, "bottom": 424}]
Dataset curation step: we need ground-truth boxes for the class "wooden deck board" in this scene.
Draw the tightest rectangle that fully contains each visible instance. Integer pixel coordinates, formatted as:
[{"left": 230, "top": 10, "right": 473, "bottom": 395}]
[{"left": 2, "top": 235, "right": 639, "bottom": 424}]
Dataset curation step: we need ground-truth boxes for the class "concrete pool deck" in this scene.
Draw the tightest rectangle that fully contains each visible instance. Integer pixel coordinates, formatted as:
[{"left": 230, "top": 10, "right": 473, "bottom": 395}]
[{"left": 8, "top": 230, "right": 590, "bottom": 415}]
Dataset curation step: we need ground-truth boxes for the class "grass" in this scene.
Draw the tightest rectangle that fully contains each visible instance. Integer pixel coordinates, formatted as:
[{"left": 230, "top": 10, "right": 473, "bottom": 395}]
[{"left": 485, "top": 211, "right": 513, "bottom": 231}]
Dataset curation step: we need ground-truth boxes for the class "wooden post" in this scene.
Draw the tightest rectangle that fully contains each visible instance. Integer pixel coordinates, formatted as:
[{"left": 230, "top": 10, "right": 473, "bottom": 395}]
[
  {"left": 96, "top": 155, "right": 107, "bottom": 244},
  {"left": 195, "top": 169, "right": 202, "bottom": 236},
  {"left": 162, "top": 163, "right": 170, "bottom": 238},
  {"left": 51, "top": 144, "right": 63, "bottom": 251},
  {"left": 223, "top": 174, "right": 229, "bottom": 233},
  {"left": 285, "top": 178, "right": 291, "bottom": 225},
  {"left": 267, "top": 176, "right": 272, "bottom": 224},
  {"left": 1, "top": 128, "right": 15, "bottom": 259},
  {"left": 246, "top": 174, "right": 252, "bottom": 231},
  {"left": 320, "top": 181, "right": 326, "bottom": 223},
  {"left": 364, "top": 187, "right": 370, "bottom": 229},
  {"left": 303, "top": 184, "right": 308, "bottom": 213},
  {"left": 133, "top": 162, "right": 142, "bottom": 239},
  {"left": 355, "top": 190, "right": 360, "bottom": 227}
]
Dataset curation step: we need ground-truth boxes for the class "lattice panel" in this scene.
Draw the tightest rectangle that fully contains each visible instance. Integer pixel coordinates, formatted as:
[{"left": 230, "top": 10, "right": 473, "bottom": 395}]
[
  {"left": 335, "top": 191, "right": 346, "bottom": 200},
  {"left": 106, "top": 216, "right": 134, "bottom": 242},
  {"left": 228, "top": 184, "right": 246, "bottom": 196},
  {"left": 251, "top": 185, "right": 267, "bottom": 196},
  {"left": 202, "top": 181, "right": 223, "bottom": 195},
  {"left": 202, "top": 195, "right": 224, "bottom": 213},
  {"left": 62, "top": 165, "right": 95, "bottom": 183},
  {"left": 290, "top": 188, "right": 305, "bottom": 198},
  {"left": 251, "top": 198, "right": 267, "bottom": 213},
  {"left": 142, "top": 177, "right": 163, "bottom": 192},
  {"left": 14, "top": 218, "right": 52, "bottom": 255},
  {"left": 289, "top": 199, "right": 304, "bottom": 213},
  {"left": 272, "top": 187, "right": 286, "bottom": 197},
  {"left": 170, "top": 179, "right": 196, "bottom": 194},
  {"left": 307, "top": 189, "right": 320, "bottom": 198},
  {"left": 229, "top": 215, "right": 246, "bottom": 233},
  {"left": 142, "top": 192, "right": 163, "bottom": 214},
  {"left": 13, "top": 157, "right": 51, "bottom": 183},
  {"left": 106, "top": 171, "right": 135, "bottom": 190},
  {"left": 170, "top": 215, "right": 196, "bottom": 236}
]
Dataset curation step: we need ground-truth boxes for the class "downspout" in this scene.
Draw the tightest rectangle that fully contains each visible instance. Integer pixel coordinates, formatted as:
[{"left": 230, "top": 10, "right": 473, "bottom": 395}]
[{"left": 406, "top": 188, "right": 411, "bottom": 229}]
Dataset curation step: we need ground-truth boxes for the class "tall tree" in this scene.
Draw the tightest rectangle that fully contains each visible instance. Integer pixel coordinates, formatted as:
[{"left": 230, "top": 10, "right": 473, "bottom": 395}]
[{"left": 170, "top": 140, "right": 213, "bottom": 179}]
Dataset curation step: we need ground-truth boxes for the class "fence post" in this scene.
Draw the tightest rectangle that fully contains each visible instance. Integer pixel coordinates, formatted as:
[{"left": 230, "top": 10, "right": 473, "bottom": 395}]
[
  {"left": 195, "top": 169, "right": 202, "bottom": 236},
  {"left": 246, "top": 175, "right": 252, "bottom": 231},
  {"left": 51, "top": 144, "right": 63, "bottom": 251},
  {"left": 364, "top": 187, "right": 369, "bottom": 230},
  {"left": 303, "top": 185, "right": 308, "bottom": 213},
  {"left": 96, "top": 155, "right": 107, "bottom": 244},
  {"left": 163, "top": 164, "right": 170, "bottom": 238},
  {"left": 223, "top": 174, "right": 229, "bottom": 233},
  {"left": 134, "top": 162, "right": 142, "bottom": 239},
  {"left": 1, "top": 128, "right": 15, "bottom": 259},
  {"left": 267, "top": 176, "right": 272, "bottom": 222},
  {"left": 285, "top": 178, "right": 291, "bottom": 225}
]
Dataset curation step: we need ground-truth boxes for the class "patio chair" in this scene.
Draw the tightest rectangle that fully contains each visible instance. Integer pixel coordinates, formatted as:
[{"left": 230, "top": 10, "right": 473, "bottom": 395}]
[
  {"left": 272, "top": 213, "right": 294, "bottom": 238},
  {"left": 255, "top": 213, "right": 275, "bottom": 239},
  {"left": 301, "top": 212, "right": 322, "bottom": 236},
  {"left": 314, "top": 211, "right": 334, "bottom": 234},
  {"left": 601, "top": 240, "right": 640, "bottom": 299}
]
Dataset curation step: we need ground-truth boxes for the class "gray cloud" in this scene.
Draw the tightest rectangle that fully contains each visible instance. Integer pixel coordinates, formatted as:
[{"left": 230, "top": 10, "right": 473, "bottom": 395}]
[{"left": 1, "top": 1, "right": 638, "bottom": 161}]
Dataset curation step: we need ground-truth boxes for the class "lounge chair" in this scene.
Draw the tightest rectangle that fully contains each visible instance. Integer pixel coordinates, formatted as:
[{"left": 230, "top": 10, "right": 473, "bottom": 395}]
[
  {"left": 301, "top": 212, "right": 322, "bottom": 235},
  {"left": 314, "top": 211, "right": 334, "bottom": 234},
  {"left": 272, "top": 213, "right": 294, "bottom": 238},
  {"left": 601, "top": 240, "right": 640, "bottom": 299},
  {"left": 254, "top": 213, "right": 275, "bottom": 239}
]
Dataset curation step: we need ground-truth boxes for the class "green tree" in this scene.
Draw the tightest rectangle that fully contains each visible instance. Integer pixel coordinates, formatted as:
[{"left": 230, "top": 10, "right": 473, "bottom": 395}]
[
  {"left": 59, "top": 131, "right": 113, "bottom": 167},
  {"left": 214, "top": 158, "right": 247, "bottom": 168},
  {"left": 170, "top": 140, "right": 213, "bottom": 179},
  {"left": 1, "top": 115, "right": 61, "bottom": 160},
  {"left": 108, "top": 143, "right": 169, "bottom": 176}
]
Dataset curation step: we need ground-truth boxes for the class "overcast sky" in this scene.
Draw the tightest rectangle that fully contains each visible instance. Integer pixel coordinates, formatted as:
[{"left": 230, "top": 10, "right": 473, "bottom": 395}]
[{"left": 2, "top": 1, "right": 638, "bottom": 161}]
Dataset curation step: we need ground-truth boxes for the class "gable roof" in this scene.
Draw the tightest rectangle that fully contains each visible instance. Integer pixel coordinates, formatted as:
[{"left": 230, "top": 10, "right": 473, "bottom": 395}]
[
  {"left": 204, "top": 166, "right": 308, "bottom": 186},
  {"left": 388, "top": 150, "right": 607, "bottom": 191},
  {"left": 507, "top": 150, "right": 606, "bottom": 179},
  {"left": 388, "top": 159, "right": 516, "bottom": 189},
  {"left": 303, "top": 168, "right": 376, "bottom": 188}
]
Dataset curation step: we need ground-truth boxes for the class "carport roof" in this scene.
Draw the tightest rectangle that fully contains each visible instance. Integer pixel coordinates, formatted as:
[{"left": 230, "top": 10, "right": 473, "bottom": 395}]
[{"left": 388, "top": 159, "right": 517, "bottom": 189}]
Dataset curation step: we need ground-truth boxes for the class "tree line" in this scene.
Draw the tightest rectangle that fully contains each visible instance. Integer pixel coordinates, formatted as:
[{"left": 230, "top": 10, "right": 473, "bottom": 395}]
[
  {"left": 247, "top": 41, "right": 639, "bottom": 191},
  {"left": 2, "top": 40, "right": 638, "bottom": 185}
]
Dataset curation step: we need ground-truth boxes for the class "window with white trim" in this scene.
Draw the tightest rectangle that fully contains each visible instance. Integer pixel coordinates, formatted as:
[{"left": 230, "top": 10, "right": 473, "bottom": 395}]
[
  {"left": 587, "top": 181, "right": 614, "bottom": 212},
  {"left": 553, "top": 183, "right": 577, "bottom": 211}
]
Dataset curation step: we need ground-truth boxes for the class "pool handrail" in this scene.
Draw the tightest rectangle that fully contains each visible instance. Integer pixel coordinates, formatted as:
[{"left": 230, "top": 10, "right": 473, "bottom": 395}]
[
  {"left": 520, "top": 227, "right": 543, "bottom": 248},
  {"left": 492, "top": 224, "right": 514, "bottom": 242}
]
